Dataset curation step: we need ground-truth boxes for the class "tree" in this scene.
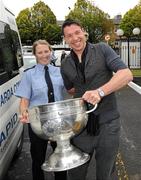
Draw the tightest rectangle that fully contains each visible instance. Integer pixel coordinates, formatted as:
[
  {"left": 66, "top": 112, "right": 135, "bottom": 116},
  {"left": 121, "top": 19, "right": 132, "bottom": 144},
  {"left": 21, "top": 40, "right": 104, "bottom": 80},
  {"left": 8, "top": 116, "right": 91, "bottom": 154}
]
[
  {"left": 16, "top": 8, "right": 33, "bottom": 43},
  {"left": 43, "top": 24, "right": 62, "bottom": 44},
  {"left": 120, "top": 3, "right": 141, "bottom": 38},
  {"left": 66, "top": 0, "right": 114, "bottom": 43},
  {"left": 16, "top": 1, "right": 61, "bottom": 44}
]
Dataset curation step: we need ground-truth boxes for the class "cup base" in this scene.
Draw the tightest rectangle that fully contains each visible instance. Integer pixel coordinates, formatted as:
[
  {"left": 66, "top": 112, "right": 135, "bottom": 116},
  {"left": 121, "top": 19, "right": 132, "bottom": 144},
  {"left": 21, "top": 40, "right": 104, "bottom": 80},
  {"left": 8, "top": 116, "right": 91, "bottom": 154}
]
[{"left": 42, "top": 146, "right": 90, "bottom": 171}]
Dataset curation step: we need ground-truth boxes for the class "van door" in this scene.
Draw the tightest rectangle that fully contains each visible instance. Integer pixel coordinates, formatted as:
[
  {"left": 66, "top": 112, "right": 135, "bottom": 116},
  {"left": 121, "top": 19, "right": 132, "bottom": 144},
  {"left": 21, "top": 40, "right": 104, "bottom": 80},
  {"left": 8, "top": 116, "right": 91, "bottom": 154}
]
[{"left": 0, "top": 1, "right": 24, "bottom": 179}]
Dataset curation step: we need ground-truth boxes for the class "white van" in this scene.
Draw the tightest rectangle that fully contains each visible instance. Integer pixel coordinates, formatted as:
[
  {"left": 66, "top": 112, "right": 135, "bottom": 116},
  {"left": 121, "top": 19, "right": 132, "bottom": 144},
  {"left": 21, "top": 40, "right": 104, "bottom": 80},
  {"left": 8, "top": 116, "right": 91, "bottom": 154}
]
[{"left": 0, "top": 0, "right": 24, "bottom": 179}]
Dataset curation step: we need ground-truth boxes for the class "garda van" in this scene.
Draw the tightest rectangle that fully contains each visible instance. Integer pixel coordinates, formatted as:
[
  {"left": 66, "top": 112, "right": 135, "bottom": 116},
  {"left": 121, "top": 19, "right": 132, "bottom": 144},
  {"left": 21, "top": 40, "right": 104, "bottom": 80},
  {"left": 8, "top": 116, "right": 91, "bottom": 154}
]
[{"left": 0, "top": 0, "right": 24, "bottom": 179}]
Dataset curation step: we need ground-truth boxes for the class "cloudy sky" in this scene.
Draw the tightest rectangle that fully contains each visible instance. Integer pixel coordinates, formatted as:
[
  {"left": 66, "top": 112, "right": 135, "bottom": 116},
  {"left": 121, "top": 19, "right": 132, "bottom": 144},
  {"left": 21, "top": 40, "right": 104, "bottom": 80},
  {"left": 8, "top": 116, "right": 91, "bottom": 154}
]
[{"left": 3, "top": 0, "right": 139, "bottom": 20}]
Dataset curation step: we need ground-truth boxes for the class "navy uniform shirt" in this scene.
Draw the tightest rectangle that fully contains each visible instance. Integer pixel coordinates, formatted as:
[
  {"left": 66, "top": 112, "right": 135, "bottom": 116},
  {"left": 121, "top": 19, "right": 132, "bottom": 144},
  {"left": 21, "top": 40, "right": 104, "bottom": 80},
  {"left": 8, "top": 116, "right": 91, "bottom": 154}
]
[{"left": 15, "top": 64, "right": 65, "bottom": 108}]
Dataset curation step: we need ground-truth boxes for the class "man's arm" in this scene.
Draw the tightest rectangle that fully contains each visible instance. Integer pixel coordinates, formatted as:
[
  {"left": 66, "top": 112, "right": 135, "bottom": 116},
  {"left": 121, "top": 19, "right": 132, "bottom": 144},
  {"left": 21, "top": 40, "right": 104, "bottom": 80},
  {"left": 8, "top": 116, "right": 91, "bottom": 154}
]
[
  {"left": 61, "top": 65, "right": 75, "bottom": 95},
  {"left": 100, "top": 68, "right": 133, "bottom": 96},
  {"left": 82, "top": 68, "right": 133, "bottom": 105}
]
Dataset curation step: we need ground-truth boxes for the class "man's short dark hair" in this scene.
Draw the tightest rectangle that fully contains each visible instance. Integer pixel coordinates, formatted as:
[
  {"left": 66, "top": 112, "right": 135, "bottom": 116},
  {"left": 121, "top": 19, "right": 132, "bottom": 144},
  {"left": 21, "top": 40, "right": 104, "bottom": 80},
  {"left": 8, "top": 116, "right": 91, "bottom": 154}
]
[{"left": 61, "top": 19, "right": 83, "bottom": 36}]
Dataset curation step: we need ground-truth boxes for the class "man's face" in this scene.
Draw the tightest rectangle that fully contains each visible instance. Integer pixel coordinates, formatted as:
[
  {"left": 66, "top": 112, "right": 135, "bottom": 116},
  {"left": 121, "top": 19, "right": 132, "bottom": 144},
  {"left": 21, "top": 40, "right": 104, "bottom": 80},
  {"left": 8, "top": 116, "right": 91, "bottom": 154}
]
[{"left": 63, "top": 24, "right": 86, "bottom": 54}]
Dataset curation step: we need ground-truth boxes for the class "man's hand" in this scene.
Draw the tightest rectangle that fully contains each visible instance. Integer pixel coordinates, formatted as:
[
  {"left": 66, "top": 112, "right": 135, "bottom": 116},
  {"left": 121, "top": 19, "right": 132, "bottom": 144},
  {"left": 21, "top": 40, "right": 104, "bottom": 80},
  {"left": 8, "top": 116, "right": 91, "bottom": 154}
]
[
  {"left": 82, "top": 90, "right": 101, "bottom": 105},
  {"left": 68, "top": 87, "right": 75, "bottom": 96}
]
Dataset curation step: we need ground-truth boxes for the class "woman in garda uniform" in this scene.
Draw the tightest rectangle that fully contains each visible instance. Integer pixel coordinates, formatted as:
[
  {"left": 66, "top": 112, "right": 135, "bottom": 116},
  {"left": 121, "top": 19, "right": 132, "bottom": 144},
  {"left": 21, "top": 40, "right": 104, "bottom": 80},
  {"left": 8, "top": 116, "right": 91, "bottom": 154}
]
[{"left": 15, "top": 40, "right": 67, "bottom": 180}]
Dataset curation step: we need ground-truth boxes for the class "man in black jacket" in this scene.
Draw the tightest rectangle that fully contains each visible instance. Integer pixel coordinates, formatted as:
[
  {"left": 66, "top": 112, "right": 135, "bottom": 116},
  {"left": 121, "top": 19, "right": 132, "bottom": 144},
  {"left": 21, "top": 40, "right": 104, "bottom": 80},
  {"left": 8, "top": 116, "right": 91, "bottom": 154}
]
[
  {"left": 61, "top": 19, "right": 133, "bottom": 180},
  {"left": 61, "top": 50, "right": 67, "bottom": 62}
]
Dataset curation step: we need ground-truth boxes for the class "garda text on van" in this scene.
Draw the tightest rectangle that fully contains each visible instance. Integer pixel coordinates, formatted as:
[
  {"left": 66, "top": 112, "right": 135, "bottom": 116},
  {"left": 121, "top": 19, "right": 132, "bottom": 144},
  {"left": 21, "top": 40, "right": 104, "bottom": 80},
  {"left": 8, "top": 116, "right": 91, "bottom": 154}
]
[{"left": 0, "top": 79, "right": 20, "bottom": 153}]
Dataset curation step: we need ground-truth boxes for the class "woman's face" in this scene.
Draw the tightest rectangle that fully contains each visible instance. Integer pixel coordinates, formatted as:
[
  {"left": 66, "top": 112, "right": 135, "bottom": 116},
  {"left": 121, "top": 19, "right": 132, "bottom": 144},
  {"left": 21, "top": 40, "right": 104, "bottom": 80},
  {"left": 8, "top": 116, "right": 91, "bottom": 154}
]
[{"left": 35, "top": 44, "right": 51, "bottom": 65}]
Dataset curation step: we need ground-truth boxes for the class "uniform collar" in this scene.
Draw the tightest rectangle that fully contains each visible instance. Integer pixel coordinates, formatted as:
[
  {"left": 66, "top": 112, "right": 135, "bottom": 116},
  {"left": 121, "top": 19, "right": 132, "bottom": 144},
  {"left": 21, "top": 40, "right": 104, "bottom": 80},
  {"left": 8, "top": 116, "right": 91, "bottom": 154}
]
[{"left": 36, "top": 63, "right": 52, "bottom": 71}]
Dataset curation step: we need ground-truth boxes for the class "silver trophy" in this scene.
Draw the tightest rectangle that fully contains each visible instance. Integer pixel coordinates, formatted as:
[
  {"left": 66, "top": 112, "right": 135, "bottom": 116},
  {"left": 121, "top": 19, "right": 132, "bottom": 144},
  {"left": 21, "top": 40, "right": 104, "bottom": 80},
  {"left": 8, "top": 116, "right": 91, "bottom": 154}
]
[{"left": 29, "top": 98, "right": 97, "bottom": 172}]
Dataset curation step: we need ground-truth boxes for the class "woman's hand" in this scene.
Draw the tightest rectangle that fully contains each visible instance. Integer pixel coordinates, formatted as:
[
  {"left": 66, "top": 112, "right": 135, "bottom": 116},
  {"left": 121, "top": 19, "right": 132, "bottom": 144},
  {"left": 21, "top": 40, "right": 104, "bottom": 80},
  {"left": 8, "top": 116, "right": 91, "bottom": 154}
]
[
  {"left": 19, "top": 98, "right": 29, "bottom": 123},
  {"left": 19, "top": 109, "right": 29, "bottom": 123}
]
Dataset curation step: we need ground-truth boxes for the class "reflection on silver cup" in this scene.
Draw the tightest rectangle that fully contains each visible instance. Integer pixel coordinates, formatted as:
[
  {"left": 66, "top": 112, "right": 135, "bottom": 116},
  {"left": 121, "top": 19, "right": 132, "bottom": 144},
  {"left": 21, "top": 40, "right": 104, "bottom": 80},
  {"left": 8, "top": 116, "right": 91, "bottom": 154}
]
[{"left": 29, "top": 98, "right": 97, "bottom": 172}]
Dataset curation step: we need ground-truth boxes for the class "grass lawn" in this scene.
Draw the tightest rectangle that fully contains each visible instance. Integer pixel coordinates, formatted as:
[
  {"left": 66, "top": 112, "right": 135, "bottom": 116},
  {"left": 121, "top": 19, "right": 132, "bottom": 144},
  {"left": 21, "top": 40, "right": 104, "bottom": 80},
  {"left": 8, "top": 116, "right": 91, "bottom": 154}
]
[{"left": 131, "top": 69, "right": 141, "bottom": 77}]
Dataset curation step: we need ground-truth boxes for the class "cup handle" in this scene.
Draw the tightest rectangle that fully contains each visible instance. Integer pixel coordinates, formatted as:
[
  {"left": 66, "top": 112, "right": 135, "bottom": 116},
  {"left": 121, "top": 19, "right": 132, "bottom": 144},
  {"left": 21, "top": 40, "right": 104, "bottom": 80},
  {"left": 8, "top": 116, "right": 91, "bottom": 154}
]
[{"left": 86, "top": 103, "right": 98, "bottom": 114}]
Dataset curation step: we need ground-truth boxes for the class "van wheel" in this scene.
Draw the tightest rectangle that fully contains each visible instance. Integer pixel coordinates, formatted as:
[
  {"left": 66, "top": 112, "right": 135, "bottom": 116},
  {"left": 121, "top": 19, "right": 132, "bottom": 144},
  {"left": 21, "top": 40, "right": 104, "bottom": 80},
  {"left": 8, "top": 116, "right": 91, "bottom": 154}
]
[{"left": 14, "top": 128, "right": 24, "bottom": 159}]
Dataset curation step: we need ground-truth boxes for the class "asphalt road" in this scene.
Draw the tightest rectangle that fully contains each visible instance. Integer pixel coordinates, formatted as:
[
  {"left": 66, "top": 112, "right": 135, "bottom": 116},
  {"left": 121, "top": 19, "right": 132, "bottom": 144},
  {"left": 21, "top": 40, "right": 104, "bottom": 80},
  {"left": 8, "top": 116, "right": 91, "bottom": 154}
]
[
  {"left": 4, "top": 81, "right": 141, "bottom": 180},
  {"left": 116, "top": 85, "right": 141, "bottom": 179}
]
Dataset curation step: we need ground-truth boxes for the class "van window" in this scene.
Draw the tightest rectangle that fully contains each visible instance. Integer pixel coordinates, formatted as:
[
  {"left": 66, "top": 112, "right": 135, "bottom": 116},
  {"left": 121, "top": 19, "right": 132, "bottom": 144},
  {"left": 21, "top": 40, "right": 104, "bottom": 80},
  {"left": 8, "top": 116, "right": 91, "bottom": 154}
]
[{"left": 0, "top": 21, "right": 23, "bottom": 84}]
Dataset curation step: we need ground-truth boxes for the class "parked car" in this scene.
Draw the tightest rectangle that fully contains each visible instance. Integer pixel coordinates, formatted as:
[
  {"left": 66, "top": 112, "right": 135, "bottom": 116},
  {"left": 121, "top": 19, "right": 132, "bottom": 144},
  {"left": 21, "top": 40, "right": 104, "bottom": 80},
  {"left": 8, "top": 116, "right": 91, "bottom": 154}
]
[
  {"left": 22, "top": 46, "right": 36, "bottom": 69},
  {"left": 22, "top": 45, "right": 70, "bottom": 68}
]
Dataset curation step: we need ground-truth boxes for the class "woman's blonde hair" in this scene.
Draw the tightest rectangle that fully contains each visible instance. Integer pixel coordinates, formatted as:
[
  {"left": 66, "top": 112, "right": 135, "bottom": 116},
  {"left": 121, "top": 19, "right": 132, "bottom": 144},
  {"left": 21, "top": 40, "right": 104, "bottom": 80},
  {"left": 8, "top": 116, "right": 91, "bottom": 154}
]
[{"left": 32, "top": 39, "right": 52, "bottom": 55}]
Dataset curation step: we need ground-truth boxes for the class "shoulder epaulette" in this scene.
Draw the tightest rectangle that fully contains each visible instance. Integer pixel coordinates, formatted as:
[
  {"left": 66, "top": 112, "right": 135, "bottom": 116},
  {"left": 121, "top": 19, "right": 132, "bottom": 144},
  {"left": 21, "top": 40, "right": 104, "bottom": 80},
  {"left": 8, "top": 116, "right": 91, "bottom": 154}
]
[{"left": 24, "top": 65, "right": 36, "bottom": 72}]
